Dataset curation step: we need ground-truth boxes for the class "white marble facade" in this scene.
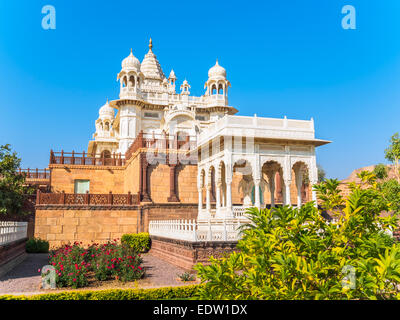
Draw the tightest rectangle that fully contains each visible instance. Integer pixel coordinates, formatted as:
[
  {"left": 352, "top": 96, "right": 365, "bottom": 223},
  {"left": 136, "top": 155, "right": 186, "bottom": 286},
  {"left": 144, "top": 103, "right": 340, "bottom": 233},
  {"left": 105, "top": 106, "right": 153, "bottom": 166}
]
[
  {"left": 88, "top": 39, "right": 236, "bottom": 156},
  {"left": 88, "top": 39, "right": 330, "bottom": 238}
]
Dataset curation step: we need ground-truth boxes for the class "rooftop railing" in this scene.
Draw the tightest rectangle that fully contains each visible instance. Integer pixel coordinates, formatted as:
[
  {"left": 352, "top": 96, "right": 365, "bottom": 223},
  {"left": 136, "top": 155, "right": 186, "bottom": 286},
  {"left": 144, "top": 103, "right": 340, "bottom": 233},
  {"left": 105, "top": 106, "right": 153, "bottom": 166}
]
[
  {"left": 198, "top": 115, "right": 315, "bottom": 145},
  {"left": 50, "top": 151, "right": 126, "bottom": 166},
  {"left": 125, "top": 131, "right": 198, "bottom": 161},
  {"left": 19, "top": 168, "right": 50, "bottom": 180}
]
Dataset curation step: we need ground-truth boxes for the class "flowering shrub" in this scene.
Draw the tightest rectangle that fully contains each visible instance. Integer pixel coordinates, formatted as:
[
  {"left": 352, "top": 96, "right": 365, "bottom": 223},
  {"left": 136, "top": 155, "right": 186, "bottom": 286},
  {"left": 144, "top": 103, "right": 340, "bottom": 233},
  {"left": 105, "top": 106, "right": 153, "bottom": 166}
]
[{"left": 47, "top": 240, "right": 144, "bottom": 288}]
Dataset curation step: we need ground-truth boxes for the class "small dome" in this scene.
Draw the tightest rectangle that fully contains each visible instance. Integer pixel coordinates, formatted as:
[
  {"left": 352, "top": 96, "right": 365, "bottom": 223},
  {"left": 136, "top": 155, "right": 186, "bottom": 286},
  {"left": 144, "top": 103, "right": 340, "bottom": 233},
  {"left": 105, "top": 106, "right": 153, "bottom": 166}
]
[
  {"left": 208, "top": 60, "right": 226, "bottom": 79},
  {"left": 121, "top": 49, "right": 141, "bottom": 71},
  {"left": 99, "top": 100, "right": 114, "bottom": 118}
]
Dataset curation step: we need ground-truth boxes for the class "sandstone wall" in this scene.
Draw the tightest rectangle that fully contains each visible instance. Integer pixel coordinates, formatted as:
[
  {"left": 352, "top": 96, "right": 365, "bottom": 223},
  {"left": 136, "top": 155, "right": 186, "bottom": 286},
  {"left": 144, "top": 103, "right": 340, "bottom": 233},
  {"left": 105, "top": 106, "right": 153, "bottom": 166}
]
[
  {"left": 176, "top": 165, "right": 198, "bottom": 203},
  {"left": 123, "top": 152, "right": 141, "bottom": 194},
  {"left": 50, "top": 166, "right": 125, "bottom": 194},
  {"left": 148, "top": 164, "right": 170, "bottom": 203},
  {"left": 35, "top": 207, "right": 139, "bottom": 249}
]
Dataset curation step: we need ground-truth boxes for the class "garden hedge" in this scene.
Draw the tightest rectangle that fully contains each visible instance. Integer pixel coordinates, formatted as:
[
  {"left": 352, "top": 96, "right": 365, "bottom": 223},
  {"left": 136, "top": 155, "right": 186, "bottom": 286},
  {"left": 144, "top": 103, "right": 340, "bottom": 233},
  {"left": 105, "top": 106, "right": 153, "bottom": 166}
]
[
  {"left": 25, "top": 238, "right": 49, "bottom": 253},
  {"left": 0, "top": 284, "right": 202, "bottom": 300},
  {"left": 121, "top": 233, "right": 151, "bottom": 253}
]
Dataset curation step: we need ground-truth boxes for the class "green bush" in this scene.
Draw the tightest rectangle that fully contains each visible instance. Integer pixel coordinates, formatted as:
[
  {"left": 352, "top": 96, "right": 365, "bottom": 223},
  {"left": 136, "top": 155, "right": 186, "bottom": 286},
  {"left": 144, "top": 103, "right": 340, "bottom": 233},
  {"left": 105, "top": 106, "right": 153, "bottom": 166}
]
[
  {"left": 121, "top": 233, "right": 150, "bottom": 253},
  {"left": 26, "top": 238, "right": 49, "bottom": 253},
  {"left": 195, "top": 174, "right": 400, "bottom": 300},
  {"left": 0, "top": 284, "right": 202, "bottom": 300}
]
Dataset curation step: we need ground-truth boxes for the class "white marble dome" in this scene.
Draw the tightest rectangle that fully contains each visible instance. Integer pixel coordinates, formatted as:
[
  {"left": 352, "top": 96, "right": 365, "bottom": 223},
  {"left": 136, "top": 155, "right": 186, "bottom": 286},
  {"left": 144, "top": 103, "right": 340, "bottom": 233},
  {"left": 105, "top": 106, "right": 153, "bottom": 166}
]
[
  {"left": 208, "top": 60, "right": 226, "bottom": 79},
  {"left": 99, "top": 100, "right": 114, "bottom": 118},
  {"left": 121, "top": 49, "right": 141, "bottom": 71}
]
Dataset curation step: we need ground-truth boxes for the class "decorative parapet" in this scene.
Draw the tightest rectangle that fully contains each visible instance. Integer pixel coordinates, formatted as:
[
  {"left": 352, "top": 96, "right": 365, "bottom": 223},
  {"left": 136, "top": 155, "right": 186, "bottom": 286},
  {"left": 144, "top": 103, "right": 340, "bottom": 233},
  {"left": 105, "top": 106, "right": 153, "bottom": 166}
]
[
  {"left": 197, "top": 115, "right": 320, "bottom": 147},
  {"left": 36, "top": 190, "right": 140, "bottom": 207}
]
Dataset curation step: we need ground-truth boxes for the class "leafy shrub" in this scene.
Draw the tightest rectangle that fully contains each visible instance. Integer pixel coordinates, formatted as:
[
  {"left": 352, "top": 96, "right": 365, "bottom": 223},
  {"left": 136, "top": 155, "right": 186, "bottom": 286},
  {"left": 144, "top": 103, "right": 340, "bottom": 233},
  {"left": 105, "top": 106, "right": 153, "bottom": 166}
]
[
  {"left": 0, "top": 284, "right": 202, "bottom": 300},
  {"left": 374, "top": 163, "right": 388, "bottom": 180},
  {"left": 48, "top": 240, "right": 144, "bottom": 289},
  {"left": 178, "top": 272, "right": 196, "bottom": 282},
  {"left": 121, "top": 233, "right": 150, "bottom": 253},
  {"left": 195, "top": 174, "right": 400, "bottom": 300},
  {"left": 26, "top": 238, "right": 49, "bottom": 253}
]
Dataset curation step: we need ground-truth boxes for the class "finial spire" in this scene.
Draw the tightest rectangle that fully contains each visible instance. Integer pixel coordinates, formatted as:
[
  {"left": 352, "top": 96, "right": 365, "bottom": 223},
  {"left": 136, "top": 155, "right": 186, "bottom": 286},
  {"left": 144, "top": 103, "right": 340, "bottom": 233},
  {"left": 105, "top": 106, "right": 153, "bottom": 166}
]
[
  {"left": 149, "top": 38, "right": 153, "bottom": 51},
  {"left": 130, "top": 48, "right": 132, "bottom": 54}
]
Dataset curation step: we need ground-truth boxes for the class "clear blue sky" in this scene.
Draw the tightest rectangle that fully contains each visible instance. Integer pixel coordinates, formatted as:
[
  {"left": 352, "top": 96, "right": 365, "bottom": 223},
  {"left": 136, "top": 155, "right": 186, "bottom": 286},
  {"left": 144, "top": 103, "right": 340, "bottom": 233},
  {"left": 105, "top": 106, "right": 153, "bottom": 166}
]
[{"left": 0, "top": 0, "right": 399, "bottom": 180}]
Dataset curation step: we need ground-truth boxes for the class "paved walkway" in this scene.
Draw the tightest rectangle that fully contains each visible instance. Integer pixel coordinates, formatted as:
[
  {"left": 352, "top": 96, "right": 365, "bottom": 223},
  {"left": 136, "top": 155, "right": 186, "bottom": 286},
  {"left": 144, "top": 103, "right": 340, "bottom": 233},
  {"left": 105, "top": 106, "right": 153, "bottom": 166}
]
[
  {"left": 0, "top": 253, "right": 48, "bottom": 295},
  {"left": 0, "top": 253, "right": 198, "bottom": 296}
]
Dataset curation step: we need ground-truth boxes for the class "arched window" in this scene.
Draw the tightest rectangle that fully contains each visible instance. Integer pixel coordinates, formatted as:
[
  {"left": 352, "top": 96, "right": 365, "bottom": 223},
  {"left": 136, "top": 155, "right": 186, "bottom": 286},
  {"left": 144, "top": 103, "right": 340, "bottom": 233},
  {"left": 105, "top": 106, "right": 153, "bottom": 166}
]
[
  {"left": 211, "top": 84, "right": 216, "bottom": 95},
  {"left": 105, "top": 122, "right": 110, "bottom": 131},
  {"left": 101, "top": 150, "right": 111, "bottom": 158},
  {"left": 218, "top": 84, "right": 224, "bottom": 95},
  {"left": 129, "top": 75, "right": 135, "bottom": 88}
]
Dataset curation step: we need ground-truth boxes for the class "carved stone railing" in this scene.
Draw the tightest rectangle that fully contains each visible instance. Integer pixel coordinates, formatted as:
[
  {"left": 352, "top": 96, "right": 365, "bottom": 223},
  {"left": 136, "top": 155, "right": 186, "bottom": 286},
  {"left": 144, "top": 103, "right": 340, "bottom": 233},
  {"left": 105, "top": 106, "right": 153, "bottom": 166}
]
[
  {"left": 0, "top": 221, "right": 28, "bottom": 246},
  {"left": 36, "top": 190, "right": 139, "bottom": 206},
  {"left": 149, "top": 219, "right": 198, "bottom": 241},
  {"left": 149, "top": 218, "right": 245, "bottom": 242}
]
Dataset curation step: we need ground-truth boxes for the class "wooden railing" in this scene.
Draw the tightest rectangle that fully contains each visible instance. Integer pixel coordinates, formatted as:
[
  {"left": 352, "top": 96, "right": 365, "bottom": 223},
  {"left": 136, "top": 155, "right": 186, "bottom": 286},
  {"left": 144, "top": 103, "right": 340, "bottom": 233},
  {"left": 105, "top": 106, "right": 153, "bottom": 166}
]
[
  {"left": 49, "top": 151, "right": 126, "bottom": 166},
  {"left": 36, "top": 190, "right": 139, "bottom": 206},
  {"left": 125, "top": 131, "right": 197, "bottom": 161},
  {"left": 19, "top": 168, "right": 50, "bottom": 180}
]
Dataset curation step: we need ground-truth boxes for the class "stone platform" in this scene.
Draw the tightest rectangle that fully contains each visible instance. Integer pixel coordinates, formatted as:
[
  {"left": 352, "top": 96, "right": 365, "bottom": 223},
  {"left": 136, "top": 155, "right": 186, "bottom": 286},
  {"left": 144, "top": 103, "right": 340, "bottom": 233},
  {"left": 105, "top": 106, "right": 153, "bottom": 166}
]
[{"left": 149, "top": 235, "right": 238, "bottom": 270}]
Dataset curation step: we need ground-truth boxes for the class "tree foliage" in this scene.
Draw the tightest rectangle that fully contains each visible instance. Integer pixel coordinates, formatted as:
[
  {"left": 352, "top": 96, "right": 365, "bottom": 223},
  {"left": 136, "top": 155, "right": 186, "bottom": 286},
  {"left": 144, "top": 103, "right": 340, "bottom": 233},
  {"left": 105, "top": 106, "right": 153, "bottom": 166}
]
[
  {"left": 317, "top": 163, "right": 326, "bottom": 183},
  {"left": 0, "top": 144, "right": 26, "bottom": 215},
  {"left": 194, "top": 174, "right": 400, "bottom": 300},
  {"left": 374, "top": 164, "right": 388, "bottom": 180},
  {"left": 385, "top": 133, "right": 400, "bottom": 182}
]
